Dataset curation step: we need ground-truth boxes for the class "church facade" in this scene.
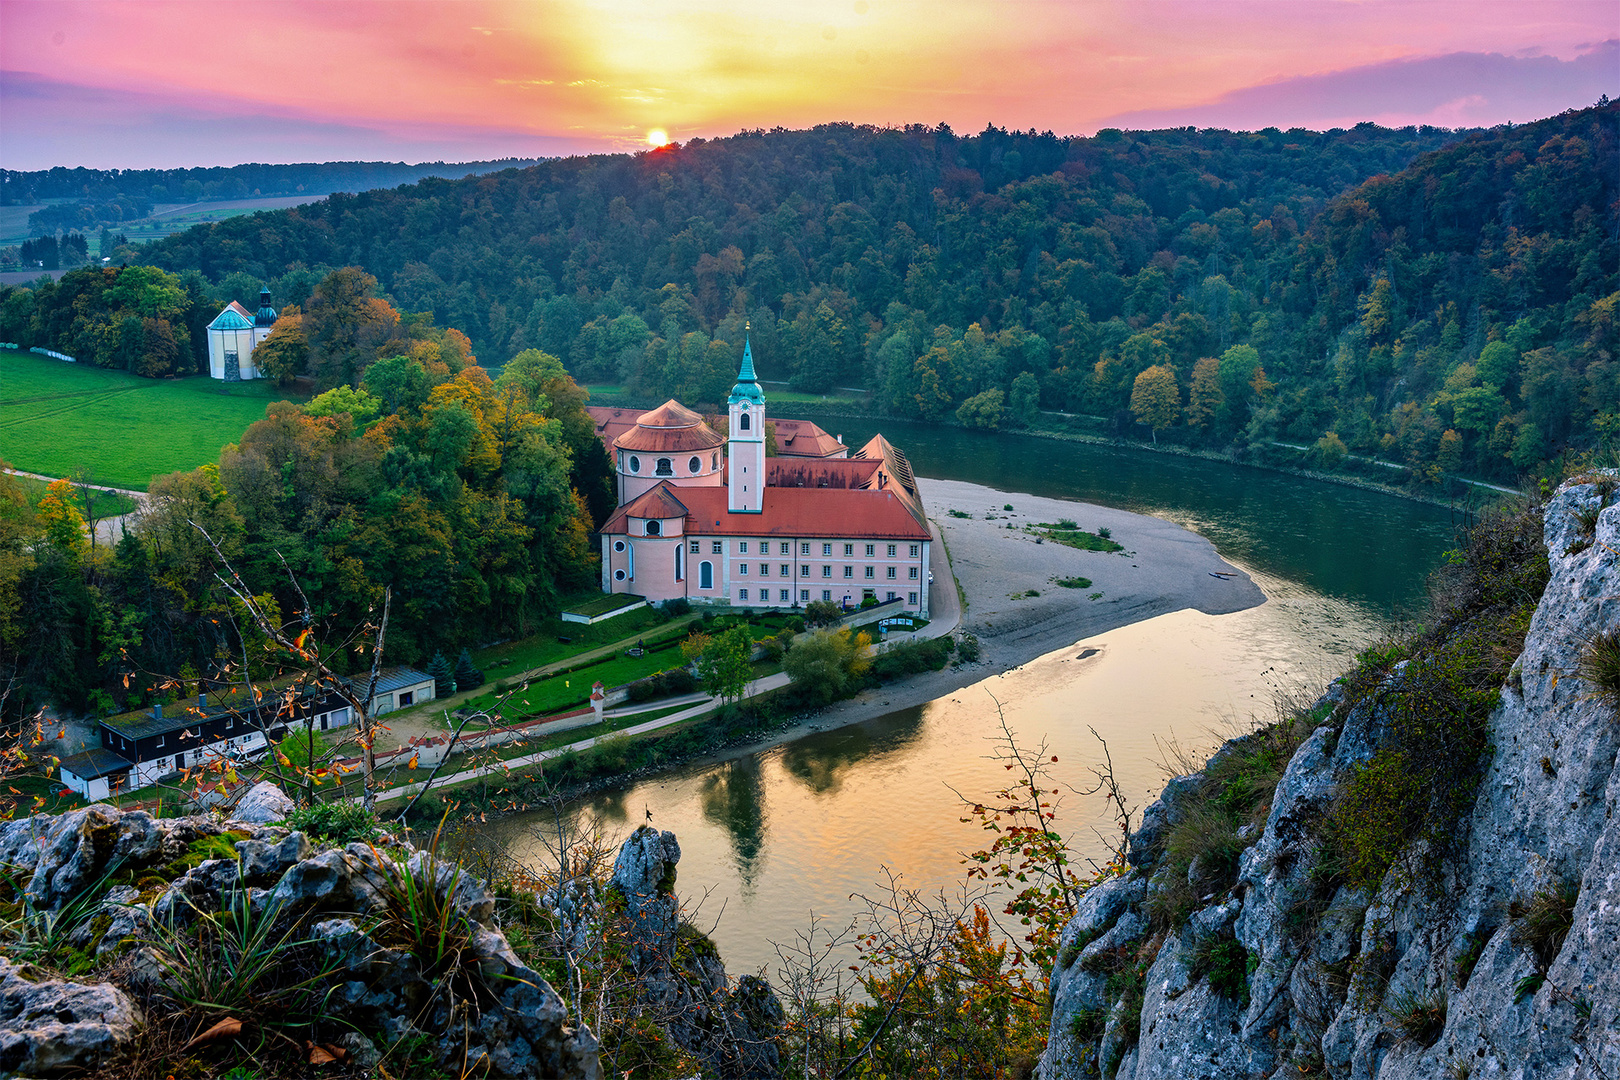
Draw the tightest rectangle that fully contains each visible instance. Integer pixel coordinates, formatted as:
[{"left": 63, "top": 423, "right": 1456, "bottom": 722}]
[{"left": 592, "top": 343, "right": 933, "bottom": 616}]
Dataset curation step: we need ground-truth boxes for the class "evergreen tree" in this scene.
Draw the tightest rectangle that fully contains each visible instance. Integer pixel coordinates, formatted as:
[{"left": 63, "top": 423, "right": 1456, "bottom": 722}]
[
  {"left": 453, "top": 647, "right": 483, "bottom": 693},
  {"left": 426, "top": 651, "right": 454, "bottom": 698}
]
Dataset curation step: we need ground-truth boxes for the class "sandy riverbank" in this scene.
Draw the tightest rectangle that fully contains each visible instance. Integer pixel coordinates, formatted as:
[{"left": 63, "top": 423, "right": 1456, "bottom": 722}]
[{"left": 696, "top": 476, "right": 1267, "bottom": 757}]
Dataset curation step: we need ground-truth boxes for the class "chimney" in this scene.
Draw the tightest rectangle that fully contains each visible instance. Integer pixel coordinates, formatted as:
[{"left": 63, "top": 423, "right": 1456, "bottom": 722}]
[
  {"left": 151, "top": 701, "right": 162, "bottom": 720},
  {"left": 197, "top": 692, "right": 207, "bottom": 708}
]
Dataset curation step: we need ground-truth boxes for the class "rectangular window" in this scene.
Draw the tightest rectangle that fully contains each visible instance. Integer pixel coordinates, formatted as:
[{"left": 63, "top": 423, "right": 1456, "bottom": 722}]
[
  {"left": 800, "top": 589, "right": 810, "bottom": 602},
  {"left": 843, "top": 566, "right": 853, "bottom": 578},
  {"left": 738, "top": 588, "right": 749, "bottom": 601},
  {"left": 909, "top": 592, "right": 918, "bottom": 605},
  {"left": 156, "top": 735, "right": 164, "bottom": 748},
  {"left": 821, "top": 590, "right": 832, "bottom": 601},
  {"left": 780, "top": 564, "right": 790, "bottom": 577},
  {"left": 822, "top": 565, "right": 832, "bottom": 577},
  {"left": 690, "top": 541, "right": 700, "bottom": 553},
  {"left": 909, "top": 567, "right": 919, "bottom": 579},
  {"left": 910, "top": 544, "right": 919, "bottom": 557},
  {"left": 712, "top": 541, "right": 723, "bottom": 554},
  {"left": 865, "top": 544, "right": 875, "bottom": 557},
  {"left": 888, "top": 544, "right": 897, "bottom": 557},
  {"left": 225, "top": 717, "right": 234, "bottom": 730},
  {"left": 801, "top": 542, "right": 811, "bottom": 555},
  {"left": 779, "top": 589, "right": 790, "bottom": 602},
  {"left": 844, "top": 543, "right": 854, "bottom": 556},
  {"left": 780, "top": 542, "right": 790, "bottom": 555},
  {"left": 739, "top": 563, "right": 748, "bottom": 575},
  {"left": 739, "top": 541, "right": 749, "bottom": 554},
  {"left": 759, "top": 563, "right": 770, "bottom": 576},
  {"left": 887, "top": 591, "right": 897, "bottom": 601},
  {"left": 800, "top": 565, "right": 810, "bottom": 577},
  {"left": 864, "top": 566, "right": 875, "bottom": 579},
  {"left": 822, "top": 543, "right": 832, "bottom": 556},
  {"left": 886, "top": 566, "right": 896, "bottom": 579}
]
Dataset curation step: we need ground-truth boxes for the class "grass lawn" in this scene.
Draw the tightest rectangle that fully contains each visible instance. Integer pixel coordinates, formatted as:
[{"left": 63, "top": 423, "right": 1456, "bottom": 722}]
[
  {"left": 0, "top": 350, "right": 303, "bottom": 490},
  {"left": 474, "top": 605, "right": 683, "bottom": 676},
  {"left": 472, "top": 647, "right": 691, "bottom": 719}
]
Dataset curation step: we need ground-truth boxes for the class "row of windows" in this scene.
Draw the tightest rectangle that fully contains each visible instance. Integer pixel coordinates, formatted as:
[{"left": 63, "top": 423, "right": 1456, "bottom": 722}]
[
  {"left": 686, "top": 540, "right": 920, "bottom": 558},
  {"left": 734, "top": 563, "right": 914, "bottom": 579},
  {"left": 625, "top": 453, "right": 719, "bottom": 476},
  {"left": 733, "top": 588, "right": 919, "bottom": 604}
]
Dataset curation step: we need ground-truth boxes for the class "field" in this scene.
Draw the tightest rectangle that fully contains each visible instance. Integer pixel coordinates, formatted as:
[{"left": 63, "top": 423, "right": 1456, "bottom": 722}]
[
  {"left": 0, "top": 350, "right": 302, "bottom": 490},
  {"left": 0, "top": 195, "right": 324, "bottom": 249}
]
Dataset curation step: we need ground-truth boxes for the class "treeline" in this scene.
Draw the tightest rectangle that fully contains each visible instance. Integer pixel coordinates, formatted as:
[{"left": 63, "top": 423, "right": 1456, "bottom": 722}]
[
  {"left": 0, "top": 158, "right": 550, "bottom": 206},
  {"left": 0, "top": 327, "right": 612, "bottom": 718}
]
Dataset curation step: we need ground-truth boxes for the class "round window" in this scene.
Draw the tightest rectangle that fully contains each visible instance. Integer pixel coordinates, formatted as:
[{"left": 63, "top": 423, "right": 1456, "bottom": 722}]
[
  {"left": 629, "top": 455, "right": 641, "bottom": 473},
  {"left": 646, "top": 520, "right": 661, "bottom": 536},
  {"left": 689, "top": 456, "right": 701, "bottom": 473},
  {"left": 613, "top": 540, "right": 626, "bottom": 552},
  {"left": 614, "top": 569, "right": 626, "bottom": 581}
]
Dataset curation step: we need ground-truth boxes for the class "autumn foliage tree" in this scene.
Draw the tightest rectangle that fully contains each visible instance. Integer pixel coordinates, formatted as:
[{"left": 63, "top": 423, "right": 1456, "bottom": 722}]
[{"left": 1130, "top": 364, "right": 1181, "bottom": 442}]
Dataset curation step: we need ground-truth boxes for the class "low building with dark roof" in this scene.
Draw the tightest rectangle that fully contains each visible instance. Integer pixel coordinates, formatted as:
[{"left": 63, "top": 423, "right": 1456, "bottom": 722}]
[
  {"left": 595, "top": 339, "right": 933, "bottom": 616},
  {"left": 69, "top": 665, "right": 433, "bottom": 799}
]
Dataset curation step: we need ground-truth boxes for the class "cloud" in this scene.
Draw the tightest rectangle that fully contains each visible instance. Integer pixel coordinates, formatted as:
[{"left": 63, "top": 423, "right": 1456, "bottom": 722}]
[
  {"left": 0, "top": 71, "right": 599, "bottom": 170},
  {"left": 1095, "top": 41, "right": 1617, "bottom": 132}
]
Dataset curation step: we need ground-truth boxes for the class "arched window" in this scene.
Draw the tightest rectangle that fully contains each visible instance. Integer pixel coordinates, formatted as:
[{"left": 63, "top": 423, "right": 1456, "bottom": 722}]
[
  {"left": 645, "top": 520, "right": 661, "bottom": 536},
  {"left": 689, "top": 456, "right": 701, "bottom": 473},
  {"left": 613, "top": 540, "right": 626, "bottom": 552},
  {"left": 629, "top": 455, "right": 641, "bottom": 474},
  {"left": 699, "top": 561, "right": 713, "bottom": 589},
  {"left": 675, "top": 546, "right": 683, "bottom": 581},
  {"left": 655, "top": 457, "right": 673, "bottom": 476},
  {"left": 712, "top": 452, "right": 719, "bottom": 470},
  {"left": 739, "top": 413, "right": 751, "bottom": 431}
]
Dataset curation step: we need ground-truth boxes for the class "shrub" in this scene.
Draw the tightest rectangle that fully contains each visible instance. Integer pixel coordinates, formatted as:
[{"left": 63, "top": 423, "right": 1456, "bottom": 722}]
[
  {"left": 947, "top": 508, "right": 972, "bottom": 518},
  {"left": 1003, "top": 503, "right": 1014, "bottom": 511},
  {"left": 661, "top": 597, "right": 692, "bottom": 616},
  {"left": 803, "top": 599, "right": 842, "bottom": 628},
  {"left": 786, "top": 616, "right": 805, "bottom": 633},
  {"left": 1054, "top": 576, "right": 1092, "bottom": 589},
  {"left": 1188, "top": 933, "right": 1251, "bottom": 1006},
  {"left": 955, "top": 631, "right": 982, "bottom": 663},
  {"left": 1097, "top": 526, "right": 1111, "bottom": 539},
  {"left": 1057, "top": 517, "right": 1078, "bottom": 529},
  {"left": 782, "top": 628, "right": 871, "bottom": 706}
]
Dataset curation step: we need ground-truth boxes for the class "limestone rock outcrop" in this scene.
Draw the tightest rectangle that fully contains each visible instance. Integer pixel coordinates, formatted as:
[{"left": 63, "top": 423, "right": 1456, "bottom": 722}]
[{"left": 1039, "top": 476, "right": 1620, "bottom": 1079}]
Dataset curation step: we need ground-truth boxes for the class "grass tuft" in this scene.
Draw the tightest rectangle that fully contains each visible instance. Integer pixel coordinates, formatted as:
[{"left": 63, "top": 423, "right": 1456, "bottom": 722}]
[
  {"left": 1387, "top": 989, "right": 1447, "bottom": 1046},
  {"left": 1509, "top": 881, "right": 1577, "bottom": 970},
  {"left": 1576, "top": 629, "right": 1620, "bottom": 710}
]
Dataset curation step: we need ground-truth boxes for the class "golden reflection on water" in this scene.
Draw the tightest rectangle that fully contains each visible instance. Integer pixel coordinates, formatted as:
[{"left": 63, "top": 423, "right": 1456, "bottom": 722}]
[{"left": 483, "top": 562, "right": 1388, "bottom": 977}]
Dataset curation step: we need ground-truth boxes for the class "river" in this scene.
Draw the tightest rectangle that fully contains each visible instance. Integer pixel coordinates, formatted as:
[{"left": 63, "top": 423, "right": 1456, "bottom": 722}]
[{"left": 480, "top": 422, "right": 1465, "bottom": 977}]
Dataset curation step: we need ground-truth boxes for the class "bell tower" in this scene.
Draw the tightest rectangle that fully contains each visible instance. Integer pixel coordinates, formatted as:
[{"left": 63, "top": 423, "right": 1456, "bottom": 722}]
[{"left": 727, "top": 330, "right": 765, "bottom": 514}]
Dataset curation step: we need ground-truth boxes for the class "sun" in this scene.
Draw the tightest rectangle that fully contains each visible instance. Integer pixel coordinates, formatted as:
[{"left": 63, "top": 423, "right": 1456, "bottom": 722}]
[{"left": 647, "top": 128, "right": 669, "bottom": 147}]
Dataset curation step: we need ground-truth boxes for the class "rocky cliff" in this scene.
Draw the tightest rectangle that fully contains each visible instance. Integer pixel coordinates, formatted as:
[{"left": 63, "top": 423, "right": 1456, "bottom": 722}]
[
  {"left": 1039, "top": 476, "right": 1620, "bottom": 1079},
  {"left": 0, "top": 797, "right": 776, "bottom": 1078}
]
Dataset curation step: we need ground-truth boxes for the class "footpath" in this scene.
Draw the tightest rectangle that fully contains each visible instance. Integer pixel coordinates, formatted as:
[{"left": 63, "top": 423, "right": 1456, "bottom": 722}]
[{"left": 367, "top": 520, "right": 962, "bottom": 808}]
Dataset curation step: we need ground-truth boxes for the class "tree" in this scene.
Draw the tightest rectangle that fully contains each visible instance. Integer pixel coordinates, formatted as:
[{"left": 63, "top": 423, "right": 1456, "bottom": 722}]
[
  {"left": 681, "top": 625, "right": 753, "bottom": 704},
  {"left": 1006, "top": 371, "right": 1040, "bottom": 428},
  {"left": 782, "top": 627, "right": 871, "bottom": 706},
  {"left": 803, "top": 599, "right": 842, "bottom": 628},
  {"left": 305, "top": 385, "right": 381, "bottom": 425},
  {"left": 1313, "top": 431, "right": 1348, "bottom": 467},
  {"left": 955, "top": 387, "right": 1004, "bottom": 430},
  {"left": 454, "top": 647, "right": 483, "bottom": 693},
  {"left": 1186, "top": 356, "right": 1223, "bottom": 431},
  {"left": 426, "top": 651, "right": 454, "bottom": 699},
  {"left": 36, "top": 479, "right": 88, "bottom": 561},
  {"left": 252, "top": 312, "right": 309, "bottom": 385},
  {"left": 1129, "top": 364, "right": 1180, "bottom": 442}
]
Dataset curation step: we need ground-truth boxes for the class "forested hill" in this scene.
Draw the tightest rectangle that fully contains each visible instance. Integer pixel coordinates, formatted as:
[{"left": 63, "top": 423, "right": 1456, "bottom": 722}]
[{"left": 120, "top": 105, "right": 1615, "bottom": 481}]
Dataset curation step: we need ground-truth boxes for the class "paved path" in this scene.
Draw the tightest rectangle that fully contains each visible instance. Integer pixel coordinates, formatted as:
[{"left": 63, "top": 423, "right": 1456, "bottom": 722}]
[
  {"left": 3, "top": 467, "right": 149, "bottom": 546},
  {"left": 369, "top": 521, "right": 964, "bottom": 808}
]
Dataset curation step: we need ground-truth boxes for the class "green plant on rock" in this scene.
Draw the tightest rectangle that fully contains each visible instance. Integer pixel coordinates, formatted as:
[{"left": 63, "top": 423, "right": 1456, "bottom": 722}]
[
  {"left": 1576, "top": 629, "right": 1620, "bottom": 710},
  {"left": 1188, "top": 932, "right": 1252, "bottom": 1007},
  {"left": 1509, "top": 881, "right": 1577, "bottom": 970},
  {"left": 283, "top": 801, "right": 382, "bottom": 844},
  {"left": 366, "top": 821, "right": 487, "bottom": 1015},
  {"left": 1388, "top": 989, "right": 1447, "bottom": 1046}
]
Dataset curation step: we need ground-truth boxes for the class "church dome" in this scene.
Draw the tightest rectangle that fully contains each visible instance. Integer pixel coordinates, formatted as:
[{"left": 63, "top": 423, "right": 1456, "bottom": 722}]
[{"left": 613, "top": 399, "right": 726, "bottom": 453}]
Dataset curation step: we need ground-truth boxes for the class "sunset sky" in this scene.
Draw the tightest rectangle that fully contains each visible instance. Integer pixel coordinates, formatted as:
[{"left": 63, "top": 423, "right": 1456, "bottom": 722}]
[{"left": 1, "top": 0, "right": 1614, "bottom": 170}]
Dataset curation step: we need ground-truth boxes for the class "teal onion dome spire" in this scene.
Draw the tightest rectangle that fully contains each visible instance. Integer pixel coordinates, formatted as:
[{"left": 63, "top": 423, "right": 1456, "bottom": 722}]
[{"left": 728, "top": 323, "right": 765, "bottom": 405}]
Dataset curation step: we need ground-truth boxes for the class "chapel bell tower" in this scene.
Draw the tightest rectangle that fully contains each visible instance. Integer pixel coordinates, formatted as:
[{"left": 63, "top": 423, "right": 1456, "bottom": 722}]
[{"left": 727, "top": 331, "right": 765, "bottom": 514}]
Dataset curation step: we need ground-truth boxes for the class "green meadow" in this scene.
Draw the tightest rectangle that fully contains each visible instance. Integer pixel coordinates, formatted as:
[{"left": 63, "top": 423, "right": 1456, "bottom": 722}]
[{"left": 0, "top": 350, "right": 301, "bottom": 490}]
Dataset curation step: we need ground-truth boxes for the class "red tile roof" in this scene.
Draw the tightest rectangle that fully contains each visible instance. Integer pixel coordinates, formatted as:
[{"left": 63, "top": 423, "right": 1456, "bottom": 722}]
[
  {"left": 771, "top": 417, "right": 846, "bottom": 458},
  {"left": 766, "top": 458, "right": 882, "bottom": 489},
  {"left": 620, "top": 485, "right": 690, "bottom": 520},
  {"left": 601, "top": 482, "right": 929, "bottom": 541},
  {"left": 611, "top": 399, "right": 726, "bottom": 454}
]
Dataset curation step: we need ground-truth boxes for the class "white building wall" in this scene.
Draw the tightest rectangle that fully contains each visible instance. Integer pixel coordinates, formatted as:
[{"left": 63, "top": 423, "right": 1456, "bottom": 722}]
[{"left": 208, "top": 326, "right": 260, "bottom": 381}]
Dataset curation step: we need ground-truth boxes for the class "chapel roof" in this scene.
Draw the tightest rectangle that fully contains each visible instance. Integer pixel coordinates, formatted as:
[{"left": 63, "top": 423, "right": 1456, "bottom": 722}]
[{"left": 208, "top": 302, "right": 256, "bottom": 331}]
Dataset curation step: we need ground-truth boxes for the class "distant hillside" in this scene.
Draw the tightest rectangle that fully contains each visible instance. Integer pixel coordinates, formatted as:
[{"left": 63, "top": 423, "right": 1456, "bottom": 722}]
[{"left": 0, "top": 157, "right": 549, "bottom": 207}]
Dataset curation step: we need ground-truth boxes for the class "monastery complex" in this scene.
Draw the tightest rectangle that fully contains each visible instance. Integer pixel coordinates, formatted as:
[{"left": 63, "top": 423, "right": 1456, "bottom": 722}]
[{"left": 588, "top": 341, "right": 933, "bottom": 617}]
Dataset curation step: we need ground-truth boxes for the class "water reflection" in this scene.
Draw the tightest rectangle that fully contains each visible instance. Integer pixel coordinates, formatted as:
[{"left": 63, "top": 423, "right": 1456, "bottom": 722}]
[
  {"left": 778, "top": 707, "right": 926, "bottom": 796},
  {"left": 699, "top": 759, "right": 768, "bottom": 890}
]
